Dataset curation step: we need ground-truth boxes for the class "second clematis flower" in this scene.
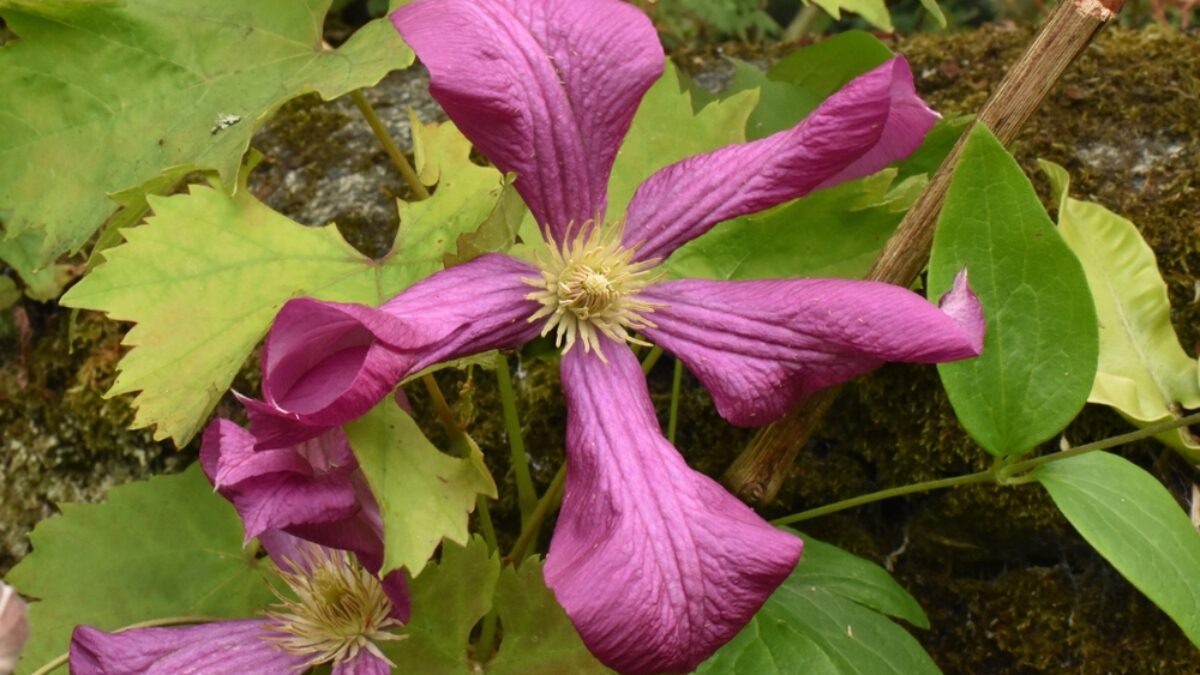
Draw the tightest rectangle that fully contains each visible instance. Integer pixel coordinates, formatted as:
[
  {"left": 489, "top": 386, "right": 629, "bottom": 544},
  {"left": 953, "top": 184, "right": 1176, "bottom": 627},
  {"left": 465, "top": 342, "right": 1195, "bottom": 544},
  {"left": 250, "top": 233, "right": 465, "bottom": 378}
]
[{"left": 223, "top": 0, "right": 987, "bottom": 671}]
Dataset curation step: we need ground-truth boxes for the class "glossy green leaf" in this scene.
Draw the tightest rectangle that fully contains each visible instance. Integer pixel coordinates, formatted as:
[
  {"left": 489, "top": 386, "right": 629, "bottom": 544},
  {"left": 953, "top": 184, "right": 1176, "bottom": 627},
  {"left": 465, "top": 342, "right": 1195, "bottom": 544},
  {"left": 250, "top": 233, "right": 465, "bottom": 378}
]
[
  {"left": 344, "top": 397, "right": 496, "bottom": 576},
  {"left": 664, "top": 169, "right": 924, "bottom": 281},
  {"left": 929, "top": 124, "right": 1098, "bottom": 456},
  {"left": 60, "top": 120, "right": 507, "bottom": 446},
  {"left": 7, "top": 465, "right": 275, "bottom": 673},
  {"left": 382, "top": 540, "right": 606, "bottom": 673},
  {"left": 698, "top": 532, "right": 938, "bottom": 674},
  {"left": 1041, "top": 161, "right": 1200, "bottom": 461},
  {"left": 0, "top": 0, "right": 411, "bottom": 276},
  {"left": 1035, "top": 451, "right": 1200, "bottom": 647}
]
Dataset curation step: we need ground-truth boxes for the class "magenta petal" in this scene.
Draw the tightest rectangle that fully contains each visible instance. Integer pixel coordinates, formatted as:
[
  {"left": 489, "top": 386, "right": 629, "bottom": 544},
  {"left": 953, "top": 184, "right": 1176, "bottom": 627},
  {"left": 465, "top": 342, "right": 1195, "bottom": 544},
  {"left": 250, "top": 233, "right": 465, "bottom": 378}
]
[
  {"left": 332, "top": 649, "right": 393, "bottom": 675},
  {"left": 70, "top": 621, "right": 308, "bottom": 675},
  {"left": 391, "top": 0, "right": 663, "bottom": 241},
  {"left": 622, "top": 57, "right": 937, "bottom": 261},
  {"left": 639, "top": 277, "right": 986, "bottom": 427},
  {"left": 546, "top": 340, "right": 802, "bottom": 674},
  {"left": 261, "top": 254, "right": 541, "bottom": 432}
]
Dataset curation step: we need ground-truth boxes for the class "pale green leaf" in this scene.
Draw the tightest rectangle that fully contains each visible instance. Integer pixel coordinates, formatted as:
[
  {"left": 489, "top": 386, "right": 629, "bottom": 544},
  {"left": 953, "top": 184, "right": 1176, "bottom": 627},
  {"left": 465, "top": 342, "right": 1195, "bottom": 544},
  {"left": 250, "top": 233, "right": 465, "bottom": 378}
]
[
  {"left": 0, "top": 0, "right": 412, "bottom": 270},
  {"left": 60, "top": 120, "right": 507, "bottom": 446},
  {"left": 698, "top": 532, "right": 938, "bottom": 674},
  {"left": 487, "top": 559, "right": 612, "bottom": 675},
  {"left": 381, "top": 537, "right": 500, "bottom": 672},
  {"left": 443, "top": 173, "right": 527, "bottom": 267},
  {"left": 808, "top": 0, "right": 894, "bottom": 32},
  {"left": 344, "top": 397, "right": 497, "bottom": 576},
  {"left": 1040, "top": 160, "right": 1200, "bottom": 461},
  {"left": 1035, "top": 451, "right": 1200, "bottom": 647},
  {"left": 929, "top": 124, "right": 1098, "bottom": 456},
  {"left": 917, "top": 0, "right": 949, "bottom": 28},
  {"left": 7, "top": 465, "right": 276, "bottom": 674}
]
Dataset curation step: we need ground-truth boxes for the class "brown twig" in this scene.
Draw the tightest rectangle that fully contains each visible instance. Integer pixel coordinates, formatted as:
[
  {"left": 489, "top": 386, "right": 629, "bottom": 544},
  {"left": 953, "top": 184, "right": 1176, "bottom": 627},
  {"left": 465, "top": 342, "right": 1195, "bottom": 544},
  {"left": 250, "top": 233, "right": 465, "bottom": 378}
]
[{"left": 724, "top": 0, "right": 1123, "bottom": 505}]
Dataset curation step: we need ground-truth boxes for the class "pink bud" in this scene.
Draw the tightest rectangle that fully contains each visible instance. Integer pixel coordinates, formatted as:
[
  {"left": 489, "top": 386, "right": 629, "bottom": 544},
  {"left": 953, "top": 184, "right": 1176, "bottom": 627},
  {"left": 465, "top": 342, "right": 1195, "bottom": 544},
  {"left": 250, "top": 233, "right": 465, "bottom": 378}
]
[{"left": 0, "top": 582, "right": 30, "bottom": 674}]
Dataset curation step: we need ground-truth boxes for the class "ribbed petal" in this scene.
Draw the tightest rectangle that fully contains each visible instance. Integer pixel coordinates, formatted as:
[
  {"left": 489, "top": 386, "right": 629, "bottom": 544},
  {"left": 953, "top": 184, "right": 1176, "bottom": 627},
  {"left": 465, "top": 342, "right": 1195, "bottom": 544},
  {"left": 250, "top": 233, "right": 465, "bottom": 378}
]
[
  {"left": 622, "top": 57, "right": 937, "bottom": 262},
  {"left": 69, "top": 621, "right": 307, "bottom": 675},
  {"left": 200, "top": 421, "right": 361, "bottom": 542},
  {"left": 546, "top": 340, "right": 802, "bottom": 674},
  {"left": 391, "top": 0, "right": 663, "bottom": 241},
  {"left": 639, "top": 270, "right": 985, "bottom": 427},
  {"left": 332, "top": 650, "right": 393, "bottom": 675},
  {"left": 259, "top": 254, "right": 541, "bottom": 436}
]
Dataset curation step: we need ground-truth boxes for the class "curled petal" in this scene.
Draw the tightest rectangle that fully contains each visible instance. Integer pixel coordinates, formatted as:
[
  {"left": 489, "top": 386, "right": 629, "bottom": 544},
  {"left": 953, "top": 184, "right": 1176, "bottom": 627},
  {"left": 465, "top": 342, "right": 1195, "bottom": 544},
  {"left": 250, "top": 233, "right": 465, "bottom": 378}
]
[
  {"left": 392, "top": 0, "right": 663, "bottom": 241},
  {"left": 70, "top": 621, "right": 308, "bottom": 675},
  {"left": 547, "top": 340, "right": 802, "bottom": 674},
  {"left": 639, "top": 274, "right": 985, "bottom": 427},
  {"left": 622, "top": 57, "right": 937, "bottom": 261},
  {"left": 200, "top": 421, "right": 360, "bottom": 542},
  {"left": 260, "top": 254, "right": 541, "bottom": 435}
]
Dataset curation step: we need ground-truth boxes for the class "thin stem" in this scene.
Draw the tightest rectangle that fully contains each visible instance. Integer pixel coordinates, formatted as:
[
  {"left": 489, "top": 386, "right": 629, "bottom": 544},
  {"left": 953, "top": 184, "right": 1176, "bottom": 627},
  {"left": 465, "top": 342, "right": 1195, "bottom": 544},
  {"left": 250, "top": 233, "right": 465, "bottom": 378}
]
[
  {"left": 505, "top": 464, "right": 567, "bottom": 567},
  {"left": 772, "top": 411, "right": 1200, "bottom": 526},
  {"left": 421, "top": 373, "right": 464, "bottom": 447},
  {"left": 477, "top": 494, "right": 499, "bottom": 552},
  {"left": 349, "top": 89, "right": 430, "bottom": 200},
  {"left": 496, "top": 353, "right": 536, "bottom": 528},
  {"left": 640, "top": 345, "right": 664, "bottom": 374},
  {"left": 31, "top": 616, "right": 223, "bottom": 675},
  {"left": 667, "top": 358, "right": 683, "bottom": 445}
]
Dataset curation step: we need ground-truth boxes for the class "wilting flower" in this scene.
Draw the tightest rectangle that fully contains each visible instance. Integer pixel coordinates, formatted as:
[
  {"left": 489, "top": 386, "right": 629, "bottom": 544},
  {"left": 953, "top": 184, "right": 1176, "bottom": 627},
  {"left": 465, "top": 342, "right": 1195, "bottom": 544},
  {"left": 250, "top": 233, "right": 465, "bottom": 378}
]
[
  {"left": 69, "top": 533, "right": 404, "bottom": 675},
  {"left": 217, "top": 0, "right": 986, "bottom": 671},
  {"left": 200, "top": 396, "right": 411, "bottom": 621},
  {"left": 0, "top": 581, "right": 29, "bottom": 673}
]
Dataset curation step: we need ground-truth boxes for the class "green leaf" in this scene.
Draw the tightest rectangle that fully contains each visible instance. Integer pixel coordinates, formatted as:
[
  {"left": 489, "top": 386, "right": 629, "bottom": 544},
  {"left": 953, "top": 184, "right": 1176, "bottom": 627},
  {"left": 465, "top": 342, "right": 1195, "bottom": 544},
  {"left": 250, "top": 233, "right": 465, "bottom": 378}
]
[
  {"left": 7, "top": 465, "right": 276, "bottom": 673},
  {"left": 382, "top": 539, "right": 605, "bottom": 673},
  {"left": 443, "top": 173, "right": 528, "bottom": 267},
  {"left": 1040, "top": 160, "right": 1200, "bottom": 462},
  {"left": 382, "top": 537, "right": 500, "bottom": 672},
  {"left": 808, "top": 0, "right": 894, "bottom": 32},
  {"left": 0, "top": 275, "right": 19, "bottom": 309},
  {"left": 0, "top": 0, "right": 412, "bottom": 271},
  {"left": 487, "top": 559, "right": 612, "bottom": 675},
  {"left": 698, "top": 532, "right": 938, "bottom": 674},
  {"left": 664, "top": 169, "right": 924, "bottom": 281},
  {"left": 1035, "top": 451, "right": 1200, "bottom": 647},
  {"left": 607, "top": 62, "right": 759, "bottom": 221},
  {"left": 344, "top": 397, "right": 497, "bottom": 576},
  {"left": 60, "top": 120, "right": 507, "bottom": 446},
  {"left": 929, "top": 124, "right": 1098, "bottom": 456},
  {"left": 916, "top": 0, "right": 949, "bottom": 28}
]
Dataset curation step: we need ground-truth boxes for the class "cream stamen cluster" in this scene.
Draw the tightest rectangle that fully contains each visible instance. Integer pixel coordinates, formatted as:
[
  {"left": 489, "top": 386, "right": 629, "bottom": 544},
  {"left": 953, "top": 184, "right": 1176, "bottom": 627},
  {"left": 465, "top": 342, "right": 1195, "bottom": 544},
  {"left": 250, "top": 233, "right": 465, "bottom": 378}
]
[
  {"left": 525, "top": 222, "right": 662, "bottom": 359},
  {"left": 263, "top": 546, "right": 404, "bottom": 668}
]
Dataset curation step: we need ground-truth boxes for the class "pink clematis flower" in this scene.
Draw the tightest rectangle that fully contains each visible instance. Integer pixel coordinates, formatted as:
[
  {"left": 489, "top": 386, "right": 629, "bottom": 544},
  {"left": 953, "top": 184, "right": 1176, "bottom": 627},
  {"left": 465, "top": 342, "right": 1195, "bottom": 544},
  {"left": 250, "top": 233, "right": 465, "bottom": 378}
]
[
  {"left": 218, "top": 0, "right": 986, "bottom": 671},
  {"left": 70, "top": 532, "right": 404, "bottom": 675}
]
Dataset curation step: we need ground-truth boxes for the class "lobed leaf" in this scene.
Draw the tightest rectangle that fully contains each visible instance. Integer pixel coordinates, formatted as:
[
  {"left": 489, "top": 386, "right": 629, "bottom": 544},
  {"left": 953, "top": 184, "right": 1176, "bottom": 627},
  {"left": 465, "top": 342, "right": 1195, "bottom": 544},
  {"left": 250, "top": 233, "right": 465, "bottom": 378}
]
[
  {"left": 929, "top": 124, "right": 1098, "bottom": 457},
  {"left": 6, "top": 465, "right": 275, "bottom": 674},
  {"left": 0, "top": 0, "right": 411, "bottom": 278},
  {"left": 1040, "top": 160, "right": 1200, "bottom": 462},
  {"left": 343, "top": 397, "right": 497, "bottom": 576},
  {"left": 1035, "top": 451, "right": 1200, "bottom": 647}
]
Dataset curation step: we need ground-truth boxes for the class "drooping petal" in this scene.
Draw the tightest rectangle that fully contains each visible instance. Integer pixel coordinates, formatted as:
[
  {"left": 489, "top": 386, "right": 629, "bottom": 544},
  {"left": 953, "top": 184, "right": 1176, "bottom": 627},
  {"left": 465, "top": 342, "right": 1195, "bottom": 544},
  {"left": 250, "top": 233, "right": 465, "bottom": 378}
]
[
  {"left": 391, "top": 0, "right": 663, "bottom": 241},
  {"left": 259, "top": 254, "right": 541, "bottom": 437},
  {"left": 332, "top": 649, "right": 393, "bottom": 675},
  {"left": 69, "top": 621, "right": 308, "bottom": 675},
  {"left": 200, "top": 421, "right": 361, "bottom": 541},
  {"left": 638, "top": 272, "right": 985, "bottom": 427},
  {"left": 546, "top": 339, "right": 802, "bottom": 674},
  {"left": 622, "top": 57, "right": 937, "bottom": 262}
]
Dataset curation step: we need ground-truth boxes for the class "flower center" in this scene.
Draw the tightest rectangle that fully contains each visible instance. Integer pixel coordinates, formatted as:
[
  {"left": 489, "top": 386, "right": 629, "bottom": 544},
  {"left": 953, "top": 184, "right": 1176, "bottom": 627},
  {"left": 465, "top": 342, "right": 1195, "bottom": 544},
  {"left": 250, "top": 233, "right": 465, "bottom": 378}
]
[
  {"left": 525, "top": 221, "right": 662, "bottom": 359},
  {"left": 263, "top": 545, "right": 404, "bottom": 668}
]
